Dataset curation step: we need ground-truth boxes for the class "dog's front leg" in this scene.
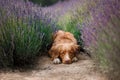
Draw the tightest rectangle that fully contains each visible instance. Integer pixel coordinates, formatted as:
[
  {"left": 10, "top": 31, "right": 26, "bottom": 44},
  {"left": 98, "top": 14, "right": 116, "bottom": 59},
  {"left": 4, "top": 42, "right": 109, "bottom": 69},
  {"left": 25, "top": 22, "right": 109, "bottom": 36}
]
[
  {"left": 72, "top": 57, "right": 78, "bottom": 62},
  {"left": 53, "top": 58, "right": 61, "bottom": 64},
  {"left": 49, "top": 50, "right": 61, "bottom": 64}
]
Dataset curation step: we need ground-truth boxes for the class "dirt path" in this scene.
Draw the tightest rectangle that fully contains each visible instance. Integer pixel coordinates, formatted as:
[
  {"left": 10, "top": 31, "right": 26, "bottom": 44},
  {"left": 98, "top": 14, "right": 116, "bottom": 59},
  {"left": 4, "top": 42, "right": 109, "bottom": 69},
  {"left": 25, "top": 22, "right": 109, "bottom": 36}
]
[{"left": 0, "top": 54, "right": 108, "bottom": 80}]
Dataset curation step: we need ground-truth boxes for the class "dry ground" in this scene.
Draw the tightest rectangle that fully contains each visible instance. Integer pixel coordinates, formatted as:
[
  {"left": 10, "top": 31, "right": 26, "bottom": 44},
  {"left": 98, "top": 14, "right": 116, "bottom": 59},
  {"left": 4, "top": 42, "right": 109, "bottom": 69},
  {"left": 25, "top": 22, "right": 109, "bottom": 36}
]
[{"left": 0, "top": 54, "right": 108, "bottom": 80}]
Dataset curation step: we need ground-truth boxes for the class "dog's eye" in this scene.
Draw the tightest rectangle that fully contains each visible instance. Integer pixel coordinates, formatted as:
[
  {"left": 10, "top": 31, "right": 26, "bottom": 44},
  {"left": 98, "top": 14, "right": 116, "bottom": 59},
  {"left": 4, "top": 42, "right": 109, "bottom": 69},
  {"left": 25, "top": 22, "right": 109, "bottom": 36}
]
[
  {"left": 60, "top": 52, "right": 65, "bottom": 56},
  {"left": 69, "top": 52, "right": 73, "bottom": 56},
  {"left": 60, "top": 51, "right": 64, "bottom": 55},
  {"left": 69, "top": 53, "right": 73, "bottom": 56}
]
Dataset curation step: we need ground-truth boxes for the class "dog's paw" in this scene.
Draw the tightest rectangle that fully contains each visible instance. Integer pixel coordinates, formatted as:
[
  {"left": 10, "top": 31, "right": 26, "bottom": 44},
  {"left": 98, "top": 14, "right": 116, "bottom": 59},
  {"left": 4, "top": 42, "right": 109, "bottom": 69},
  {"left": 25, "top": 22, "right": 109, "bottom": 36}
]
[
  {"left": 72, "top": 57, "right": 78, "bottom": 62},
  {"left": 53, "top": 58, "right": 61, "bottom": 64}
]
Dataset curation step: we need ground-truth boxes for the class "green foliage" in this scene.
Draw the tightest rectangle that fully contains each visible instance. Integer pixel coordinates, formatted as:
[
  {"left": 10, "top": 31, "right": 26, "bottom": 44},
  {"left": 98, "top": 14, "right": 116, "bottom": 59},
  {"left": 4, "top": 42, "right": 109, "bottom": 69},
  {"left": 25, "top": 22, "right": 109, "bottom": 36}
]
[
  {"left": 95, "top": 41, "right": 110, "bottom": 68},
  {"left": 58, "top": 12, "right": 83, "bottom": 46},
  {"left": 29, "top": 0, "right": 59, "bottom": 6},
  {"left": 93, "top": 16, "right": 120, "bottom": 78},
  {"left": 0, "top": 12, "right": 53, "bottom": 67}
]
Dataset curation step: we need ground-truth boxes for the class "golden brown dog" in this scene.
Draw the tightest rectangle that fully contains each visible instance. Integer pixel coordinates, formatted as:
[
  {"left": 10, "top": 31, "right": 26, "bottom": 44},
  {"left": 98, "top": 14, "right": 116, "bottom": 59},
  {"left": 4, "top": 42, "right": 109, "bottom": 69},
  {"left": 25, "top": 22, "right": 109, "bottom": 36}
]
[{"left": 49, "top": 30, "right": 79, "bottom": 64}]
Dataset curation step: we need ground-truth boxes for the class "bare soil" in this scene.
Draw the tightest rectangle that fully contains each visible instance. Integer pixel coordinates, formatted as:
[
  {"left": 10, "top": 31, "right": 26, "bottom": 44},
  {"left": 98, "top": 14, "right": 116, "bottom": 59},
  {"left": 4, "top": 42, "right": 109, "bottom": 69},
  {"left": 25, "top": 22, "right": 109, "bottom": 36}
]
[{"left": 0, "top": 54, "right": 108, "bottom": 80}]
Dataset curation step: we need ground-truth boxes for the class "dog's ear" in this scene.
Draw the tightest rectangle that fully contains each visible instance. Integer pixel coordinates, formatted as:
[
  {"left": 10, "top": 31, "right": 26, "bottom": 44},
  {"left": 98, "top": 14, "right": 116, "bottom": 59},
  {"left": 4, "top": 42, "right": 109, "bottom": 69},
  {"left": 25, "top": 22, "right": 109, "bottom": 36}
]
[
  {"left": 52, "top": 32, "right": 57, "bottom": 40},
  {"left": 49, "top": 46, "right": 60, "bottom": 60},
  {"left": 71, "top": 45, "right": 80, "bottom": 52},
  {"left": 75, "top": 45, "right": 80, "bottom": 50},
  {"left": 52, "top": 30, "right": 59, "bottom": 40}
]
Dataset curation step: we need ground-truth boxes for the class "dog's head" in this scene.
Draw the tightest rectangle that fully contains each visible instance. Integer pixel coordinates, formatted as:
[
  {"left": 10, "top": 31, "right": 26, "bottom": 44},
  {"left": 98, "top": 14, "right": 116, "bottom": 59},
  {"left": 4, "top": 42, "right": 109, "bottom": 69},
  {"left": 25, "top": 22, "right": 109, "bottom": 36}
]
[
  {"left": 52, "top": 30, "right": 65, "bottom": 41},
  {"left": 59, "top": 44, "right": 79, "bottom": 64},
  {"left": 53, "top": 30, "right": 77, "bottom": 44}
]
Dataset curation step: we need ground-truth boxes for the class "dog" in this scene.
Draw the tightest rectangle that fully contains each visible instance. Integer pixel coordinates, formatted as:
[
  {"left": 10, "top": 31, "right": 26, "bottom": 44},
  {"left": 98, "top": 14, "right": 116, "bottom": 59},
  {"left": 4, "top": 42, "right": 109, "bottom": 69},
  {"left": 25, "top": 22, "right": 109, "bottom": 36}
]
[{"left": 49, "top": 30, "right": 80, "bottom": 64}]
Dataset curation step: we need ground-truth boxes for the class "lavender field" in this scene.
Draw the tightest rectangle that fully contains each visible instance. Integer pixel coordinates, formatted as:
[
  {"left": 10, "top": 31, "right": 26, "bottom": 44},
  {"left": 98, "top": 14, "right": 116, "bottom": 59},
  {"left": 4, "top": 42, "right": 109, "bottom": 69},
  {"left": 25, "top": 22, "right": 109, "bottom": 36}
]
[{"left": 0, "top": 0, "right": 120, "bottom": 80}]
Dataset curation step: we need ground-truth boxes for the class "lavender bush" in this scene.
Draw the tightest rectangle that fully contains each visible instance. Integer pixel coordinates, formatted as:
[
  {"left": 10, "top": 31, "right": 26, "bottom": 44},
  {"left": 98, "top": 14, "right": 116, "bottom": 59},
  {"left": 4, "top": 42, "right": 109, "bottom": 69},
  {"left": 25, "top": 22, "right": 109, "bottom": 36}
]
[
  {"left": 90, "top": 0, "right": 120, "bottom": 79},
  {"left": 72, "top": 0, "right": 120, "bottom": 79},
  {"left": 0, "top": 0, "right": 57, "bottom": 67}
]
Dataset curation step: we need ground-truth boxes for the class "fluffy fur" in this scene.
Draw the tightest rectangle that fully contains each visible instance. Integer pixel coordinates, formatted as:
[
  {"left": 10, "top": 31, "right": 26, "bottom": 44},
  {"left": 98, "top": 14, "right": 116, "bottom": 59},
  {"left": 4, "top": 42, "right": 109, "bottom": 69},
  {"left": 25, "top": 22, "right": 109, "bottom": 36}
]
[{"left": 49, "top": 30, "right": 79, "bottom": 64}]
